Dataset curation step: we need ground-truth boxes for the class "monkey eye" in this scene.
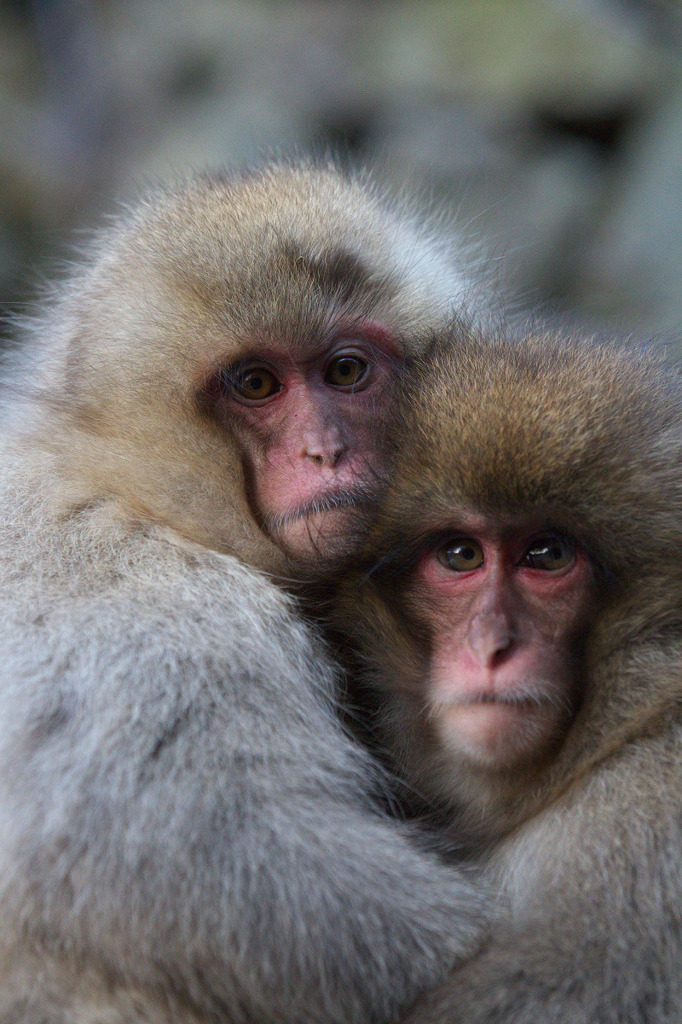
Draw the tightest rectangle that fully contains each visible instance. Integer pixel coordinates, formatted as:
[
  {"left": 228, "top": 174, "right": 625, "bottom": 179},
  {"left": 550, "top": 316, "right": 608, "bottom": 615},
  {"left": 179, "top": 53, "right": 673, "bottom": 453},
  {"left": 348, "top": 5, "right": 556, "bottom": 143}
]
[
  {"left": 521, "top": 533, "right": 575, "bottom": 571},
  {"left": 437, "top": 537, "right": 484, "bottom": 572},
  {"left": 324, "top": 355, "right": 369, "bottom": 389},
  {"left": 229, "top": 366, "right": 282, "bottom": 402}
]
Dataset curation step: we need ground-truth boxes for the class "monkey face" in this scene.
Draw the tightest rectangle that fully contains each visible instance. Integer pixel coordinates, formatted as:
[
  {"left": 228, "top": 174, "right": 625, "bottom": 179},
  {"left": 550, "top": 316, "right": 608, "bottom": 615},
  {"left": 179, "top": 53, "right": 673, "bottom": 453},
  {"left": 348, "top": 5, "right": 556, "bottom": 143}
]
[
  {"left": 406, "top": 519, "right": 594, "bottom": 772},
  {"left": 210, "top": 326, "right": 400, "bottom": 565},
  {"left": 50, "top": 164, "right": 470, "bottom": 574}
]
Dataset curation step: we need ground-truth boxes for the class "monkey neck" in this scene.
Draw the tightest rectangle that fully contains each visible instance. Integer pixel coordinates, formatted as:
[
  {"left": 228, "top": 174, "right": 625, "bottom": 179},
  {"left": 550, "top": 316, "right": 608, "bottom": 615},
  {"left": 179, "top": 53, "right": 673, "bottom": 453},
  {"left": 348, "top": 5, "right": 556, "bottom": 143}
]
[{"left": 416, "top": 760, "right": 557, "bottom": 851}]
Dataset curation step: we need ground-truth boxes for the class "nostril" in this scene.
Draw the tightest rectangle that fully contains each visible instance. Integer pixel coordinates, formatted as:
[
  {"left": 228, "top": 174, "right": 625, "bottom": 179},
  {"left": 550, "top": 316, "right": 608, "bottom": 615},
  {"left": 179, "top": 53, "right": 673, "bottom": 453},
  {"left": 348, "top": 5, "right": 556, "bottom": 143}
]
[
  {"left": 330, "top": 444, "right": 344, "bottom": 467},
  {"left": 304, "top": 444, "right": 345, "bottom": 468}
]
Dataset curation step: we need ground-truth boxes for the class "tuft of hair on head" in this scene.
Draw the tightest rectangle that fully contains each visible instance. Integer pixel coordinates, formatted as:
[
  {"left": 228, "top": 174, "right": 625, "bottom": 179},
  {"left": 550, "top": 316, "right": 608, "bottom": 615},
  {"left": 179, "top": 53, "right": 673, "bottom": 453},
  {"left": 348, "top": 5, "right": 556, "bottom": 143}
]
[{"left": 380, "top": 323, "right": 682, "bottom": 585}]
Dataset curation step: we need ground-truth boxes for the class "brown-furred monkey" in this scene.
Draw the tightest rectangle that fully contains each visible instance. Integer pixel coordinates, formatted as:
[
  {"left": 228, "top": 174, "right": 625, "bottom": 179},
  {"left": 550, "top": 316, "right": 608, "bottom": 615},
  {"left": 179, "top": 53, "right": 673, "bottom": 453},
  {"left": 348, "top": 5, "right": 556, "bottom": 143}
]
[
  {"left": 333, "top": 328, "right": 682, "bottom": 1023},
  {"left": 0, "top": 162, "right": 488, "bottom": 1024}
]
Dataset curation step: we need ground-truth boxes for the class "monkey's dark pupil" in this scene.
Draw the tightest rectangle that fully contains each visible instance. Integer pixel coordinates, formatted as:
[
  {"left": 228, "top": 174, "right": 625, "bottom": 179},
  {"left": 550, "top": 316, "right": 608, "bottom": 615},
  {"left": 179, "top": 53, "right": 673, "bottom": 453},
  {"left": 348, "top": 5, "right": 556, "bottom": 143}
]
[
  {"left": 338, "top": 360, "right": 354, "bottom": 377},
  {"left": 538, "top": 542, "right": 565, "bottom": 562},
  {"left": 249, "top": 376, "right": 264, "bottom": 390},
  {"left": 328, "top": 358, "right": 366, "bottom": 386}
]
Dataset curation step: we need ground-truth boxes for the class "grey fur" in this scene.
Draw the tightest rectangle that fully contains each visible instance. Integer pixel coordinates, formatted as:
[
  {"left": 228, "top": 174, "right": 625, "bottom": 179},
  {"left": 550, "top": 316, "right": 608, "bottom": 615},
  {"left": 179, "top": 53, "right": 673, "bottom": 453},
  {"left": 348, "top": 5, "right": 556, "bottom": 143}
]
[{"left": 0, "top": 162, "right": 487, "bottom": 1024}]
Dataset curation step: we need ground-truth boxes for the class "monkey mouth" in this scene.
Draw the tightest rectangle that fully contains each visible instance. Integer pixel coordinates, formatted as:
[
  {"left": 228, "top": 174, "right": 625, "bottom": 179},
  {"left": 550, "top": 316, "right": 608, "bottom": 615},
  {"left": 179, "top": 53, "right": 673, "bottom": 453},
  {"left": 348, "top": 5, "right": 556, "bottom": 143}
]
[
  {"left": 456, "top": 693, "right": 548, "bottom": 708},
  {"left": 431, "top": 679, "right": 569, "bottom": 713},
  {"left": 263, "top": 483, "right": 380, "bottom": 538}
]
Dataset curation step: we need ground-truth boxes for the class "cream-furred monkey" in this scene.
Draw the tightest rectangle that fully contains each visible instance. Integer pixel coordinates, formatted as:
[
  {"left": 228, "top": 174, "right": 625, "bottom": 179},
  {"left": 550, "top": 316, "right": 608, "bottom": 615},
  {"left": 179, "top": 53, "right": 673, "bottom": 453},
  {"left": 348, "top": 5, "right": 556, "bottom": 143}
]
[{"left": 0, "top": 162, "right": 487, "bottom": 1024}]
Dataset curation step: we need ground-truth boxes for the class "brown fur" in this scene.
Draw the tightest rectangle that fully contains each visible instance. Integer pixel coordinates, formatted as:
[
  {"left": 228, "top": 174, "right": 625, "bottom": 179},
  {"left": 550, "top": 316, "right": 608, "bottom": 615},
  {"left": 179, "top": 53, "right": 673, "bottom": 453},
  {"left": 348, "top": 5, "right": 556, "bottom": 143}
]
[{"left": 334, "top": 325, "right": 682, "bottom": 1022}]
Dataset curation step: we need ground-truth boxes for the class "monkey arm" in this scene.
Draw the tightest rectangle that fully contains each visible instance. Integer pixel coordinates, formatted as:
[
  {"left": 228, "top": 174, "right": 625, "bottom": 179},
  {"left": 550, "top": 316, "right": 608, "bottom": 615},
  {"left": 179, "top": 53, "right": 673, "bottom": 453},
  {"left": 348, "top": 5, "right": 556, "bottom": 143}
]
[
  {"left": 0, "top": 507, "right": 488, "bottom": 1024},
  {"left": 404, "top": 733, "right": 682, "bottom": 1024}
]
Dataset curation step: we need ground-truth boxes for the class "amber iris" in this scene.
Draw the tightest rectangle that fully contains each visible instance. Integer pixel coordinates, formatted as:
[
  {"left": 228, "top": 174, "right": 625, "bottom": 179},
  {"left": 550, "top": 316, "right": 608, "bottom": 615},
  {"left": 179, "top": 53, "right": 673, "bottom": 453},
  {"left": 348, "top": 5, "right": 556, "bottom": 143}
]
[
  {"left": 233, "top": 367, "right": 281, "bottom": 401},
  {"left": 438, "top": 538, "right": 485, "bottom": 572},
  {"left": 325, "top": 356, "right": 368, "bottom": 388},
  {"left": 521, "top": 533, "right": 575, "bottom": 571}
]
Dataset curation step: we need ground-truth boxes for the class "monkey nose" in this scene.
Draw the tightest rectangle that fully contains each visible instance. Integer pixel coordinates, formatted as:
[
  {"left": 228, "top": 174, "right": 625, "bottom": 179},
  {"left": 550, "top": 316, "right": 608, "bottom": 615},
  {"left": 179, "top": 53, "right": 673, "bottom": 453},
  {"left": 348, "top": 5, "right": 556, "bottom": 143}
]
[
  {"left": 304, "top": 443, "right": 345, "bottom": 468},
  {"left": 467, "top": 612, "right": 515, "bottom": 666}
]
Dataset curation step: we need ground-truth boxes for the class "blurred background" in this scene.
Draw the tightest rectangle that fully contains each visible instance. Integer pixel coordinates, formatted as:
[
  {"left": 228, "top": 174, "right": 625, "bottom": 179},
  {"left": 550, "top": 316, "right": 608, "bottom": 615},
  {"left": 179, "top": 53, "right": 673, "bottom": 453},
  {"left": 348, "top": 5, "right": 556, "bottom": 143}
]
[{"left": 2, "top": 0, "right": 682, "bottom": 343}]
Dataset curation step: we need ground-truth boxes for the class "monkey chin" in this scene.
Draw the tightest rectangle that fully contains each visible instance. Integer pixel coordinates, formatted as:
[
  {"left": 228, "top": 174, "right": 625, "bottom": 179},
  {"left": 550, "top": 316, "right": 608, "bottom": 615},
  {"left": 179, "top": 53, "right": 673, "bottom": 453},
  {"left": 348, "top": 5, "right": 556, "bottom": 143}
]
[
  {"left": 434, "top": 699, "right": 564, "bottom": 774},
  {"left": 275, "top": 505, "right": 373, "bottom": 570}
]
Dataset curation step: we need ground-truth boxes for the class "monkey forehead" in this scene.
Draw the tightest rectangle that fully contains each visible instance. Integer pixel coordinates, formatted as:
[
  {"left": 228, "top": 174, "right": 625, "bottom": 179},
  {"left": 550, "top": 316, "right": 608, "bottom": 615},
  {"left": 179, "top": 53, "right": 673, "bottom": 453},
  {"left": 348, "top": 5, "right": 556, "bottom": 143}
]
[
  {"left": 388, "top": 328, "right": 682, "bottom": 572},
  {"left": 100, "top": 162, "right": 469, "bottom": 347}
]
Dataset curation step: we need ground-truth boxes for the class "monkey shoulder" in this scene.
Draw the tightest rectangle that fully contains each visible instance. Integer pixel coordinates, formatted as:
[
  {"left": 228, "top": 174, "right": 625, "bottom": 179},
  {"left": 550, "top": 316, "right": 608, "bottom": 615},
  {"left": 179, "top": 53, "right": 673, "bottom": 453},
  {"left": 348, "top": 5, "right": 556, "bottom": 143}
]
[
  {"left": 469, "top": 724, "right": 682, "bottom": 1014},
  {"left": 0, "top": 452, "right": 310, "bottom": 664},
  {"left": 0, "top": 445, "right": 360, "bottom": 806}
]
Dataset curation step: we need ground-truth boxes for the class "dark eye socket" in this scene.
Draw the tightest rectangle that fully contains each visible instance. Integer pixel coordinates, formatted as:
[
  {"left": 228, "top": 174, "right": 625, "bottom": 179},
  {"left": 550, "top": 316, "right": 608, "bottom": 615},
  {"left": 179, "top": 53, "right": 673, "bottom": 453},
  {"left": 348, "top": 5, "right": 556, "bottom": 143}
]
[
  {"left": 521, "top": 533, "right": 575, "bottom": 571},
  {"left": 325, "top": 355, "right": 369, "bottom": 389},
  {"left": 437, "top": 537, "right": 484, "bottom": 572},
  {"left": 228, "top": 366, "right": 282, "bottom": 402}
]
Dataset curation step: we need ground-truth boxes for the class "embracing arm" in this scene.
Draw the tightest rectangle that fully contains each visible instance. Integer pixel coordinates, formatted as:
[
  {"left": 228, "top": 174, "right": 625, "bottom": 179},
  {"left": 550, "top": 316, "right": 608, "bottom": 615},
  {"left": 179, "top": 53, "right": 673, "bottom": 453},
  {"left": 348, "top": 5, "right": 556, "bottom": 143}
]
[{"left": 0, "top": 539, "right": 488, "bottom": 1024}]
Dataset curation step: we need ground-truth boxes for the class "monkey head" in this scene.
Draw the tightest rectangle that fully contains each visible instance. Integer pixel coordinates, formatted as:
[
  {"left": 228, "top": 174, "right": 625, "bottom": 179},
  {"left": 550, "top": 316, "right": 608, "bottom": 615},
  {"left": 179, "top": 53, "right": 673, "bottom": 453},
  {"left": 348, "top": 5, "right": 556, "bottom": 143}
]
[
  {"left": 335, "top": 326, "right": 682, "bottom": 837},
  {"left": 23, "top": 161, "right": 469, "bottom": 572}
]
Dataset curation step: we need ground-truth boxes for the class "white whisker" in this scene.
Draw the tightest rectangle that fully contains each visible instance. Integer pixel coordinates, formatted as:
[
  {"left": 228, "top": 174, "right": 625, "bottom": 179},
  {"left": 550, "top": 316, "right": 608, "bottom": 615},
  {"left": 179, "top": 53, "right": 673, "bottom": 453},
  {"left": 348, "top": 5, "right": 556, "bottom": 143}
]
[
  {"left": 428, "top": 678, "right": 572, "bottom": 716},
  {"left": 263, "top": 482, "right": 381, "bottom": 538}
]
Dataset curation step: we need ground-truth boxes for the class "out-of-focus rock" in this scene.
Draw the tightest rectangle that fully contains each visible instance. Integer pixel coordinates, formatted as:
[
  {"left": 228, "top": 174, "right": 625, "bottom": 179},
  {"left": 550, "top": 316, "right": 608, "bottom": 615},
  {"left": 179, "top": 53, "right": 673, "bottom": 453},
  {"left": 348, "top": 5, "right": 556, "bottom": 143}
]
[
  {"left": 575, "top": 78, "right": 682, "bottom": 336},
  {"left": 0, "top": 0, "right": 681, "bottom": 345}
]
